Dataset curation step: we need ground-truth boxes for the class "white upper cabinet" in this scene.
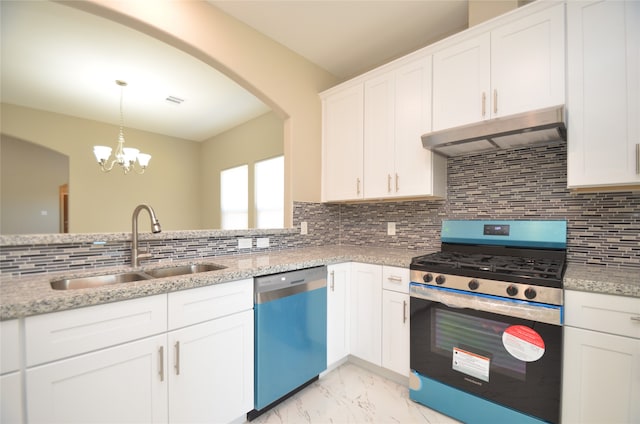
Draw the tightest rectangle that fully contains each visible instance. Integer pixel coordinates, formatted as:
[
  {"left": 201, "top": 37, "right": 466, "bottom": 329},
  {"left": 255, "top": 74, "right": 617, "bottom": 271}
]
[
  {"left": 433, "top": 34, "right": 491, "bottom": 131},
  {"left": 322, "top": 83, "right": 364, "bottom": 202},
  {"left": 433, "top": 2, "right": 565, "bottom": 131},
  {"left": 364, "top": 57, "right": 446, "bottom": 199},
  {"left": 490, "top": 3, "right": 565, "bottom": 118},
  {"left": 322, "top": 55, "right": 446, "bottom": 203},
  {"left": 567, "top": 0, "right": 640, "bottom": 189}
]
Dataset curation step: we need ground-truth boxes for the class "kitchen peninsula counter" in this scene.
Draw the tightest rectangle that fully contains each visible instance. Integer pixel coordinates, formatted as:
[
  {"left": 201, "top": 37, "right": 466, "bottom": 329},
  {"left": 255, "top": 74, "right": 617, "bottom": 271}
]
[
  {"left": 3, "top": 246, "right": 638, "bottom": 320},
  {"left": 0, "top": 246, "right": 419, "bottom": 320}
]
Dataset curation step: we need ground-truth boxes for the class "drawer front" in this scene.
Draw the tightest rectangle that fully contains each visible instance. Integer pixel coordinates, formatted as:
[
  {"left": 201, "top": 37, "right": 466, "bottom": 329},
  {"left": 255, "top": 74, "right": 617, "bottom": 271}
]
[
  {"left": 565, "top": 290, "right": 640, "bottom": 339},
  {"left": 168, "top": 279, "right": 253, "bottom": 330},
  {"left": 382, "top": 266, "right": 410, "bottom": 294},
  {"left": 1, "top": 319, "right": 20, "bottom": 374},
  {"left": 25, "top": 294, "right": 167, "bottom": 366}
]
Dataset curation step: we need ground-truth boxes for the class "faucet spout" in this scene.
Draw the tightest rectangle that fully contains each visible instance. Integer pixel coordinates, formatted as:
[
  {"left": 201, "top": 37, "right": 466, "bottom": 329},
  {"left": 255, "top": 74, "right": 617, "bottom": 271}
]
[{"left": 132, "top": 204, "right": 161, "bottom": 267}]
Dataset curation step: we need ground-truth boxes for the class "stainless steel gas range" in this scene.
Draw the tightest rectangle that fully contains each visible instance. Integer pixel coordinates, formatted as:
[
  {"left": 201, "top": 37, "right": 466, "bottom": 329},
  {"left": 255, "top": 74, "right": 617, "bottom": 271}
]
[{"left": 409, "top": 220, "right": 566, "bottom": 424}]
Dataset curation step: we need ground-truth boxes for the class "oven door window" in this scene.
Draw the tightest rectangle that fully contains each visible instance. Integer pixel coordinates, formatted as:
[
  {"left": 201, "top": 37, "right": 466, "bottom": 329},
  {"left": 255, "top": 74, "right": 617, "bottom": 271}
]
[{"left": 411, "top": 297, "right": 562, "bottom": 424}]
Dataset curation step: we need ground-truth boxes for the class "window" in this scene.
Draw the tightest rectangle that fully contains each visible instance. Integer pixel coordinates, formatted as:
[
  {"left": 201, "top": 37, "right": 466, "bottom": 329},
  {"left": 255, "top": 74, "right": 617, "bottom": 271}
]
[
  {"left": 255, "top": 156, "right": 284, "bottom": 229},
  {"left": 220, "top": 164, "right": 248, "bottom": 229}
]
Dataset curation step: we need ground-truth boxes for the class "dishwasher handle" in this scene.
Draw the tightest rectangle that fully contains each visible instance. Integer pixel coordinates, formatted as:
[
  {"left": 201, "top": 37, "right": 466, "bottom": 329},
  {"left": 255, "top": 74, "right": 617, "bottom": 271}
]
[{"left": 254, "top": 266, "right": 327, "bottom": 304}]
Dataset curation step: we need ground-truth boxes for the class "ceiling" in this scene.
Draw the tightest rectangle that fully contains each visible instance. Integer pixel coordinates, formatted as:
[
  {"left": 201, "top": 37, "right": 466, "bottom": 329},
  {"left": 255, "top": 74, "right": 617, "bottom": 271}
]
[{"left": 1, "top": 1, "right": 469, "bottom": 142}]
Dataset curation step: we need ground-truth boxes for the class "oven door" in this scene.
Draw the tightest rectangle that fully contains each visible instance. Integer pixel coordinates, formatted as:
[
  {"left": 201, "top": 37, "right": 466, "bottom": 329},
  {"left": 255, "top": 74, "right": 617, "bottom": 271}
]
[{"left": 410, "top": 284, "right": 562, "bottom": 424}]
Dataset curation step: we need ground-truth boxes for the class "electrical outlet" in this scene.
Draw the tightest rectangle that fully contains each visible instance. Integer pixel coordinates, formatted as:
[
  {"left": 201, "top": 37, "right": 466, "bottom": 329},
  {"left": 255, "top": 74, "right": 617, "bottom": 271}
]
[
  {"left": 387, "top": 222, "right": 396, "bottom": 236},
  {"left": 257, "top": 238, "right": 269, "bottom": 248},
  {"left": 300, "top": 221, "right": 308, "bottom": 235},
  {"left": 238, "top": 238, "right": 252, "bottom": 249}
]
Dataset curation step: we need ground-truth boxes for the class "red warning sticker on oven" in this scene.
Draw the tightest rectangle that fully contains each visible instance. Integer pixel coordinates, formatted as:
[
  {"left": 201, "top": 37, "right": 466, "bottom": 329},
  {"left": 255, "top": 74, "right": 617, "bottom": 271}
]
[{"left": 502, "top": 325, "right": 545, "bottom": 362}]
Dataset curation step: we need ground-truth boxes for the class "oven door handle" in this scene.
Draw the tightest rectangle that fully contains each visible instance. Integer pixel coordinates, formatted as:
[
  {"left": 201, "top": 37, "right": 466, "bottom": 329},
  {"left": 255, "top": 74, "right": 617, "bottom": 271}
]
[{"left": 410, "top": 285, "right": 562, "bottom": 326}]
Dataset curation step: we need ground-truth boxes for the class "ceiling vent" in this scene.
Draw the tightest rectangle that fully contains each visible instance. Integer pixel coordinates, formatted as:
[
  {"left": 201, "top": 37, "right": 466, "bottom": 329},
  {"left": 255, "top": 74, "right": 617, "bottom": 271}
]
[{"left": 165, "top": 96, "right": 185, "bottom": 105}]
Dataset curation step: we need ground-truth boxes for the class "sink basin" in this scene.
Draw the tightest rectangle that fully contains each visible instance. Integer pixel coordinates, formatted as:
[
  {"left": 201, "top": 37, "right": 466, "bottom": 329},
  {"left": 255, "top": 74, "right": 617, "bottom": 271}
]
[
  {"left": 143, "top": 263, "right": 227, "bottom": 278},
  {"left": 50, "top": 263, "right": 227, "bottom": 290},
  {"left": 50, "top": 272, "right": 151, "bottom": 290}
]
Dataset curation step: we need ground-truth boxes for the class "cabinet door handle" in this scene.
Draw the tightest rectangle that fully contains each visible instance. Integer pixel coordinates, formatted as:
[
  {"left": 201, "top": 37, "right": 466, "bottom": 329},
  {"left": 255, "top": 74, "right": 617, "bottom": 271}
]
[
  {"left": 493, "top": 89, "right": 498, "bottom": 115},
  {"left": 174, "top": 341, "right": 180, "bottom": 375},
  {"left": 395, "top": 173, "right": 399, "bottom": 192},
  {"left": 403, "top": 300, "right": 408, "bottom": 324},
  {"left": 357, "top": 178, "right": 361, "bottom": 195},
  {"left": 330, "top": 270, "right": 335, "bottom": 292},
  {"left": 636, "top": 144, "right": 639, "bottom": 175},
  {"left": 387, "top": 174, "right": 392, "bottom": 193},
  {"left": 158, "top": 346, "right": 164, "bottom": 382},
  {"left": 481, "top": 92, "right": 486, "bottom": 117},
  {"left": 631, "top": 316, "right": 640, "bottom": 323}
]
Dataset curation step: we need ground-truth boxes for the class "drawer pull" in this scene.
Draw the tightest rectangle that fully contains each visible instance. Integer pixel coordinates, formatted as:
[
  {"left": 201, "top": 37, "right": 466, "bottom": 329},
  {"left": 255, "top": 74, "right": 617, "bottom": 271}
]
[
  {"left": 387, "top": 276, "right": 403, "bottom": 283},
  {"left": 631, "top": 316, "right": 640, "bottom": 323}
]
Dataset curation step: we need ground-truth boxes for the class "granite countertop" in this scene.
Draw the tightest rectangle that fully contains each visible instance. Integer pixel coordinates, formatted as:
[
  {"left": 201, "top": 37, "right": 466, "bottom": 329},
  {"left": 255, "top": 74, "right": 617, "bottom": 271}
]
[
  {"left": 2, "top": 246, "right": 638, "bottom": 321},
  {"left": 563, "top": 263, "right": 640, "bottom": 298},
  {"left": 0, "top": 246, "right": 418, "bottom": 320}
]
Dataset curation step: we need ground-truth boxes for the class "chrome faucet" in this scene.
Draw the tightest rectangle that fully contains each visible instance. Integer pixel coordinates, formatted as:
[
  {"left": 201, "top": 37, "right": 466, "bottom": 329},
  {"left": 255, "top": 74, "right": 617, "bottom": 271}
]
[{"left": 131, "top": 204, "right": 161, "bottom": 267}]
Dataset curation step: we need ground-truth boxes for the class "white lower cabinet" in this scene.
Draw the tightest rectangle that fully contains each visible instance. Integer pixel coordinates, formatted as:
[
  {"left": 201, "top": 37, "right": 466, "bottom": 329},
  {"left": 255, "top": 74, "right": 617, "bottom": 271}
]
[
  {"left": 327, "top": 263, "right": 351, "bottom": 367},
  {"left": 167, "top": 310, "right": 253, "bottom": 424},
  {"left": 26, "top": 334, "right": 168, "bottom": 423},
  {"left": 350, "top": 263, "right": 383, "bottom": 366},
  {"left": 22, "top": 279, "right": 254, "bottom": 424},
  {"left": 1, "top": 319, "right": 22, "bottom": 424},
  {"left": 381, "top": 266, "right": 410, "bottom": 376},
  {"left": 562, "top": 291, "right": 640, "bottom": 424}
]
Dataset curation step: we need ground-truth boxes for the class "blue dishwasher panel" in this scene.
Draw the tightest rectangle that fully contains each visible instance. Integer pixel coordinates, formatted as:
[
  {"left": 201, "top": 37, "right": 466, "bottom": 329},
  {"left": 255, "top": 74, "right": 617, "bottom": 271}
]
[{"left": 254, "top": 286, "right": 327, "bottom": 410}]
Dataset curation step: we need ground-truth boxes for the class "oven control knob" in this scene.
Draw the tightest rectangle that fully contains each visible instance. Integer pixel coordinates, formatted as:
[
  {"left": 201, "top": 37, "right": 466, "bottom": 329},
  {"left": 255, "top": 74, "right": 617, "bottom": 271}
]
[
  {"left": 423, "top": 273, "right": 434, "bottom": 283},
  {"left": 506, "top": 285, "right": 519, "bottom": 296},
  {"left": 435, "top": 275, "right": 446, "bottom": 285},
  {"left": 524, "top": 288, "right": 537, "bottom": 300},
  {"left": 468, "top": 279, "right": 479, "bottom": 290}
]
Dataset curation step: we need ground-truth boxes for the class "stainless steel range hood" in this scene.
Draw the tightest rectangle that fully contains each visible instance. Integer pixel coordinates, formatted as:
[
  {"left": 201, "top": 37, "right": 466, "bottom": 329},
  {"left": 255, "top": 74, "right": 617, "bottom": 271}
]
[{"left": 422, "top": 105, "right": 566, "bottom": 157}]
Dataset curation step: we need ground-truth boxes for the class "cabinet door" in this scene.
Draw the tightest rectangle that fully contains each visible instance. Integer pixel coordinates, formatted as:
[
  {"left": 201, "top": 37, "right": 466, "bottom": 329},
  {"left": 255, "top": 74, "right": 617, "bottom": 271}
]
[
  {"left": 327, "top": 263, "right": 351, "bottom": 366},
  {"left": 168, "top": 310, "right": 254, "bottom": 424},
  {"left": 567, "top": 0, "right": 640, "bottom": 188},
  {"left": 364, "top": 72, "right": 395, "bottom": 198},
  {"left": 393, "top": 57, "right": 438, "bottom": 198},
  {"left": 322, "top": 84, "right": 364, "bottom": 201},
  {"left": 1, "top": 372, "right": 23, "bottom": 424},
  {"left": 350, "top": 263, "right": 382, "bottom": 366},
  {"left": 562, "top": 326, "right": 640, "bottom": 424},
  {"left": 433, "top": 33, "right": 491, "bottom": 131},
  {"left": 26, "top": 334, "right": 167, "bottom": 424},
  {"left": 491, "top": 3, "right": 565, "bottom": 118},
  {"left": 1, "top": 319, "right": 20, "bottom": 374},
  {"left": 382, "top": 290, "right": 410, "bottom": 376}
]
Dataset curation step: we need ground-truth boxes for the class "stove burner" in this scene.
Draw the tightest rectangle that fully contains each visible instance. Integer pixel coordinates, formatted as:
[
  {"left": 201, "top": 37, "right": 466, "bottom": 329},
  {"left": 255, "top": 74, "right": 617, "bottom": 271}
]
[{"left": 411, "top": 248, "right": 566, "bottom": 287}]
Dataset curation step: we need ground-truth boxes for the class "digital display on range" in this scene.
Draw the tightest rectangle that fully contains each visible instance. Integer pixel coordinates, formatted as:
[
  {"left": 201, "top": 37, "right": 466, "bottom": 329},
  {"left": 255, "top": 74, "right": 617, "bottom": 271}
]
[{"left": 483, "top": 224, "right": 510, "bottom": 236}]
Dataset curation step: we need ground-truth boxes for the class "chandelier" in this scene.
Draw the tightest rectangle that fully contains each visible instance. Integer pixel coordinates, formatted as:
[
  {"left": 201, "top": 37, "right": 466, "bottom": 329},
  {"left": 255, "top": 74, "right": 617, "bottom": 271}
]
[{"left": 93, "top": 80, "right": 151, "bottom": 174}]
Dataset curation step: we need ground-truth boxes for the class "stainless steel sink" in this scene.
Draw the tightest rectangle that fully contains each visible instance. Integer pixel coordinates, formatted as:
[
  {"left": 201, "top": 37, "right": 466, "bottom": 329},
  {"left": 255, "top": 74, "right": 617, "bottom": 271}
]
[
  {"left": 143, "top": 263, "right": 227, "bottom": 278},
  {"left": 50, "top": 263, "right": 227, "bottom": 290},
  {"left": 50, "top": 272, "right": 151, "bottom": 290}
]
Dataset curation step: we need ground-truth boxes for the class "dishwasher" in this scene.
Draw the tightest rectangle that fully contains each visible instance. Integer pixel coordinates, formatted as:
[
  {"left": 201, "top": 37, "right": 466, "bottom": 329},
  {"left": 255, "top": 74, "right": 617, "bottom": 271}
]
[{"left": 248, "top": 266, "right": 327, "bottom": 420}]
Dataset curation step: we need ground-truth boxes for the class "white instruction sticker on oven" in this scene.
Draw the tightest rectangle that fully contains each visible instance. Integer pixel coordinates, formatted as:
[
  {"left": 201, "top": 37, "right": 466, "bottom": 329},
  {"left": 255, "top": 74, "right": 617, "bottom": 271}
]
[
  {"left": 452, "top": 347, "right": 490, "bottom": 382},
  {"left": 502, "top": 325, "right": 545, "bottom": 362}
]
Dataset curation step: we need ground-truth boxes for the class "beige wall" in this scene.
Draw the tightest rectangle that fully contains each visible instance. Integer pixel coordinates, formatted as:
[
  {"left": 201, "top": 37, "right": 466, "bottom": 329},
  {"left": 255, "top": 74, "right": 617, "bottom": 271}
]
[
  {"left": 1, "top": 103, "right": 201, "bottom": 233},
  {"left": 468, "top": 0, "right": 533, "bottom": 27},
  {"left": 1, "top": 104, "right": 284, "bottom": 234},
  {"left": 70, "top": 1, "right": 339, "bottom": 222},
  {"left": 201, "top": 112, "right": 284, "bottom": 229},
  {"left": 1, "top": 134, "right": 68, "bottom": 234}
]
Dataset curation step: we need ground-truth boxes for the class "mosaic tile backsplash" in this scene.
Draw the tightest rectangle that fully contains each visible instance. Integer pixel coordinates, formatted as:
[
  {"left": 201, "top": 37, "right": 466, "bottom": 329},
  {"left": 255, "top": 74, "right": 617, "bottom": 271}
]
[
  {"left": 2, "top": 142, "right": 638, "bottom": 276},
  {"left": 294, "top": 143, "right": 640, "bottom": 269}
]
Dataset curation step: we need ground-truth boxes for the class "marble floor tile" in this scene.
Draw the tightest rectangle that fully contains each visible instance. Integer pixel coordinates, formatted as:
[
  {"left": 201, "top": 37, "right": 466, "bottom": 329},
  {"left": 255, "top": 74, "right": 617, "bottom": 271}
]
[{"left": 249, "top": 363, "right": 460, "bottom": 423}]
